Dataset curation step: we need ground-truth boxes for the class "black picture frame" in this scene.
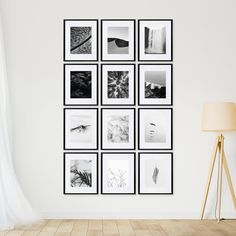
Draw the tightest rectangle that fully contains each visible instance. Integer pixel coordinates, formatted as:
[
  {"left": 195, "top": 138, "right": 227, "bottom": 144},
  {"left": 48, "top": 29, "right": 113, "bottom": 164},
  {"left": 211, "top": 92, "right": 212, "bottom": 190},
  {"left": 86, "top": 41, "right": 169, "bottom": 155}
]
[
  {"left": 101, "top": 108, "right": 136, "bottom": 150},
  {"left": 138, "top": 152, "right": 173, "bottom": 194},
  {"left": 63, "top": 64, "right": 99, "bottom": 106},
  {"left": 138, "top": 108, "right": 173, "bottom": 150},
  {"left": 63, "top": 152, "right": 99, "bottom": 194},
  {"left": 138, "top": 19, "right": 173, "bottom": 61},
  {"left": 138, "top": 64, "right": 173, "bottom": 106},
  {"left": 101, "top": 152, "right": 136, "bottom": 194},
  {"left": 101, "top": 19, "right": 136, "bottom": 61},
  {"left": 63, "top": 108, "right": 99, "bottom": 150},
  {"left": 63, "top": 19, "right": 98, "bottom": 61},
  {"left": 101, "top": 64, "right": 136, "bottom": 106}
]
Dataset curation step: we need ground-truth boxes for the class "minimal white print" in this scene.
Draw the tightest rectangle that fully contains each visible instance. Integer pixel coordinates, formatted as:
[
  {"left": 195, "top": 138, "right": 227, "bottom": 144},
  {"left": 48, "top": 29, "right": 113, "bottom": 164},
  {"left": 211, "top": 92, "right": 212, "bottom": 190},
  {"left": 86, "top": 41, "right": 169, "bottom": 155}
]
[
  {"left": 70, "top": 115, "right": 92, "bottom": 143},
  {"left": 107, "top": 160, "right": 129, "bottom": 188},
  {"left": 139, "top": 153, "right": 172, "bottom": 194},
  {"left": 107, "top": 115, "right": 129, "bottom": 143}
]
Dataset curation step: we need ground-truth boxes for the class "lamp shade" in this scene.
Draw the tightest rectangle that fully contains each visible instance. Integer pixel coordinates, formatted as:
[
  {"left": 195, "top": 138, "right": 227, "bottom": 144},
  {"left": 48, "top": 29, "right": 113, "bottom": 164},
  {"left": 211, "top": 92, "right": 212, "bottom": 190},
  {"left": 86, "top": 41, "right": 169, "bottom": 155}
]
[{"left": 201, "top": 102, "right": 236, "bottom": 131}]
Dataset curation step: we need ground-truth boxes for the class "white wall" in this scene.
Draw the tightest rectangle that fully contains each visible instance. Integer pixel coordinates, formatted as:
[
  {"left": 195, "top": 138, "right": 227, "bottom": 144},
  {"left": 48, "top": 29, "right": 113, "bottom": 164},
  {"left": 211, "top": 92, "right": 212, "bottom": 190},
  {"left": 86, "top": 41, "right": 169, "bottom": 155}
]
[{"left": 1, "top": 0, "right": 236, "bottom": 219}]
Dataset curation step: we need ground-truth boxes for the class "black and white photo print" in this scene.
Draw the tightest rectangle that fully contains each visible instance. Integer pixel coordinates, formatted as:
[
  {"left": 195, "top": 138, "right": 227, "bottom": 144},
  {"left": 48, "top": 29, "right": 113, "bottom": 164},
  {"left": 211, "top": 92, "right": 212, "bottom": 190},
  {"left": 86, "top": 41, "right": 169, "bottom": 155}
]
[
  {"left": 64, "top": 153, "right": 98, "bottom": 194},
  {"left": 138, "top": 108, "right": 172, "bottom": 150},
  {"left": 138, "top": 20, "right": 173, "bottom": 61},
  {"left": 138, "top": 64, "right": 172, "bottom": 105},
  {"left": 101, "top": 108, "right": 135, "bottom": 150},
  {"left": 64, "top": 64, "right": 98, "bottom": 105},
  {"left": 139, "top": 153, "right": 173, "bottom": 194},
  {"left": 101, "top": 20, "right": 135, "bottom": 61},
  {"left": 101, "top": 153, "right": 135, "bottom": 194},
  {"left": 64, "top": 108, "right": 98, "bottom": 150},
  {"left": 101, "top": 64, "right": 135, "bottom": 105},
  {"left": 64, "top": 20, "right": 98, "bottom": 61}
]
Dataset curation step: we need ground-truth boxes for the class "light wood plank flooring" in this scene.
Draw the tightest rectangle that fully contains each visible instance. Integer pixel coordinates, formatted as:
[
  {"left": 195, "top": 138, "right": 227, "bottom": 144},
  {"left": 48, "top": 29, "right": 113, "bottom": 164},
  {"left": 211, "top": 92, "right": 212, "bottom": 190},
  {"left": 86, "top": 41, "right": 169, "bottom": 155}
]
[{"left": 1, "top": 220, "right": 236, "bottom": 236}]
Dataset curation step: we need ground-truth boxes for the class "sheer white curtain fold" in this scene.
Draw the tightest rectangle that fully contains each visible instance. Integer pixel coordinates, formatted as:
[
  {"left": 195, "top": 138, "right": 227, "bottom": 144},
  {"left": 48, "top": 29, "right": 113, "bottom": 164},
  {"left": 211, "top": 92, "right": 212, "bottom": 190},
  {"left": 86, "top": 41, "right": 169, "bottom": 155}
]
[{"left": 0, "top": 15, "right": 40, "bottom": 230}]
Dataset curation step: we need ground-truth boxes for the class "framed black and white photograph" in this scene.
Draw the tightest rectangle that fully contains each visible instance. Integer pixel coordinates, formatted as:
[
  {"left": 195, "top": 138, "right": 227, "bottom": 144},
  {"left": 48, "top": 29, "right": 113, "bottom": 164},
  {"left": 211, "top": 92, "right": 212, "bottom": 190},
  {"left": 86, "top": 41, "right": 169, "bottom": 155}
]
[
  {"left": 138, "top": 64, "right": 172, "bottom": 106},
  {"left": 64, "top": 153, "right": 98, "bottom": 194},
  {"left": 64, "top": 108, "right": 98, "bottom": 150},
  {"left": 138, "top": 108, "right": 172, "bottom": 150},
  {"left": 101, "top": 64, "right": 135, "bottom": 105},
  {"left": 138, "top": 19, "right": 173, "bottom": 61},
  {"left": 64, "top": 19, "right": 98, "bottom": 61},
  {"left": 101, "top": 20, "right": 135, "bottom": 61},
  {"left": 138, "top": 153, "right": 173, "bottom": 194},
  {"left": 64, "top": 64, "right": 98, "bottom": 105},
  {"left": 101, "top": 153, "right": 135, "bottom": 194},
  {"left": 101, "top": 108, "right": 135, "bottom": 150}
]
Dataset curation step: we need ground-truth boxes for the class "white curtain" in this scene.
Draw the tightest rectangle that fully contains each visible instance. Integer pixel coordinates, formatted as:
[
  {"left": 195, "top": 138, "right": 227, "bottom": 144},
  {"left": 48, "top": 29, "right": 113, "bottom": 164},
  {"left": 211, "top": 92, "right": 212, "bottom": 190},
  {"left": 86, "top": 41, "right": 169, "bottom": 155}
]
[{"left": 0, "top": 16, "right": 40, "bottom": 230}]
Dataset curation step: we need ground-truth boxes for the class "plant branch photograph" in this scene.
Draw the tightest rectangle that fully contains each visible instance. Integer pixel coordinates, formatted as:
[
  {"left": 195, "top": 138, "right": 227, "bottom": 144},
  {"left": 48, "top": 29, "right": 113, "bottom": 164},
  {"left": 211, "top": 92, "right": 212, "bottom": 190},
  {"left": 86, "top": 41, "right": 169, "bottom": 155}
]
[{"left": 0, "top": 0, "right": 236, "bottom": 235}]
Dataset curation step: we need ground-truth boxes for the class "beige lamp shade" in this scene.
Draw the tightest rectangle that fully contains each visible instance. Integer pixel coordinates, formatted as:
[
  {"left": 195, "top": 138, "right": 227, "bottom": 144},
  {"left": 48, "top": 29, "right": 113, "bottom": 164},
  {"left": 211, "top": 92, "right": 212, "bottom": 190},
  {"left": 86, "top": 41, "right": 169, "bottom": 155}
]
[{"left": 201, "top": 102, "right": 236, "bottom": 131}]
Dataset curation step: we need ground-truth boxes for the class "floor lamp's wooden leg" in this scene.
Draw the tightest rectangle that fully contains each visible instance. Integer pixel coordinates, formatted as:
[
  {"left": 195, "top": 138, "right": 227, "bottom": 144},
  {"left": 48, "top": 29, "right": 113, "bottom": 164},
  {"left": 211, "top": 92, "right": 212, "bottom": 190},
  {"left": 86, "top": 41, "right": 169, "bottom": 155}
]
[
  {"left": 217, "top": 137, "right": 224, "bottom": 223},
  {"left": 200, "top": 137, "right": 219, "bottom": 220},
  {"left": 223, "top": 151, "right": 236, "bottom": 210}
]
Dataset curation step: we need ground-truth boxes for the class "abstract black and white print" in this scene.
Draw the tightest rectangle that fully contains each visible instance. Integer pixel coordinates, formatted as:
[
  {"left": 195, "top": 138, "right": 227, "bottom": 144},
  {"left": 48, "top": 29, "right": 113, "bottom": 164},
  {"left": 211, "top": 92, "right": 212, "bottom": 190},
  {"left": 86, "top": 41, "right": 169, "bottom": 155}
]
[
  {"left": 64, "top": 20, "right": 97, "bottom": 61},
  {"left": 107, "top": 159, "right": 129, "bottom": 188},
  {"left": 64, "top": 64, "right": 97, "bottom": 105},
  {"left": 70, "top": 159, "right": 92, "bottom": 187},
  {"left": 64, "top": 109, "right": 97, "bottom": 150},
  {"left": 139, "top": 153, "right": 173, "bottom": 194},
  {"left": 70, "top": 27, "right": 92, "bottom": 54},
  {"left": 138, "top": 20, "right": 172, "bottom": 61},
  {"left": 107, "top": 71, "right": 129, "bottom": 99},
  {"left": 64, "top": 153, "right": 98, "bottom": 194},
  {"left": 145, "top": 71, "right": 166, "bottom": 99},
  {"left": 102, "top": 109, "right": 135, "bottom": 150},
  {"left": 101, "top": 153, "right": 135, "bottom": 194},
  {"left": 107, "top": 27, "right": 129, "bottom": 54},
  {"left": 101, "top": 20, "right": 135, "bottom": 61},
  {"left": 71, "top": 71, "right": 92, "bottom": 98},
  {"left": 138, "top": 64, "right": 172, "bottom": 105},
  {"left": 70, "top": 114, "right": 92, "bottom": 143},
  {"left": 144, "top": 116, "right": 165, "bottom": 143},
  {"left": 107, "top": 115, "right": 129, "bottom": 143},
  {"left": 144, "top": 26, "right": 166, "bottom": 54},
  {"left": 101, "top": 64, "right": 135, "bottom": 105},
  {"left": 139, "top": 108, "right": 172, "bottom": 150}
]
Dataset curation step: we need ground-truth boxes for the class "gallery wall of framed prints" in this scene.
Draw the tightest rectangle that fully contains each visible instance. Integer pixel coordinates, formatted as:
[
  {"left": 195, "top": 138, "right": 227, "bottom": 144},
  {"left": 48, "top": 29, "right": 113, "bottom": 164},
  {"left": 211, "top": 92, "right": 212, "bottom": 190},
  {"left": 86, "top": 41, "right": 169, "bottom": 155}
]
[{"left": 63, "top": 19, "right": 173, "bottom": 195}]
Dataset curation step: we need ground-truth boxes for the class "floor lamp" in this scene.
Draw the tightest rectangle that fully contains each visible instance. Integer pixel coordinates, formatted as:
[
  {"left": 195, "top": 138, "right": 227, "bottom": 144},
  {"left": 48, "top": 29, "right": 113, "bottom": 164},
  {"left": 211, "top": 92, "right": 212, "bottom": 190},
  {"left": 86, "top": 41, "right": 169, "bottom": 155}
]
[{"left": 201, "top": 102, "right": 236, "bottom": 222}]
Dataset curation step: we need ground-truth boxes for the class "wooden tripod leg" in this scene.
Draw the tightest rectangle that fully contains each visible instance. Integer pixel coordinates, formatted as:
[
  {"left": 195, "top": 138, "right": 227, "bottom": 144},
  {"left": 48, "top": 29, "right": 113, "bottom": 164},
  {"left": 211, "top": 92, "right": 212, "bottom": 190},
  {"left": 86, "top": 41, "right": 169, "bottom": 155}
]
[
  {"left": 200, "top": 137, "right": 219, "bottom": 220},
  {"left": 217, "top": 137, "right": 224, "bottom": 223},
  {"left": 223, "top": 150, "right": 236, "bottom": 210}
]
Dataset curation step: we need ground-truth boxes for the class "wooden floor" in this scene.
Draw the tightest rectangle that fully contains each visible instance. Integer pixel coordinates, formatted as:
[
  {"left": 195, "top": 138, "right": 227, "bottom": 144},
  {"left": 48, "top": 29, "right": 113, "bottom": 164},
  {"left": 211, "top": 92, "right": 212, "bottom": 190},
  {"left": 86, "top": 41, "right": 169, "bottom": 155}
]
[{"left": 1, "top": 219, "right": 236, "bottom": 236}]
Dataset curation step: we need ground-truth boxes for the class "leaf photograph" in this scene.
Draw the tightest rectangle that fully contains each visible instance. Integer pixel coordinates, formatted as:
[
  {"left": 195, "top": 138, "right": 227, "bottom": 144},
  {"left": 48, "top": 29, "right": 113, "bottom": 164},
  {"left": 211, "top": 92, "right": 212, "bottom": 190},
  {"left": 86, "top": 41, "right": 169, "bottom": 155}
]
[
  {"left": 70, "top": 159, "right": 92, "bottom": 187},
  {"left": 64, "top": 153, "right": 98, "bottom": 194}
]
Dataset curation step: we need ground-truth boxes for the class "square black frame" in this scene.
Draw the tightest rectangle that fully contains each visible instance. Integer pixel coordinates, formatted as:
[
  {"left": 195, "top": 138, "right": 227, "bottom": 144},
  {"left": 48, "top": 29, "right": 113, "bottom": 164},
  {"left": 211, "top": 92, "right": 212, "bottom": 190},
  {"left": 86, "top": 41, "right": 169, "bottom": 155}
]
[
  {"left": 101, "top": 108, "right": 136, "bottom": 150},
  {"left": 63, "top": 64, "right": 99, "bottom": 106},
  {"left": 138, "top": 108, "right": 173, "bottom": 150},
  {"left": 101, "top": 64, "right": 136, "bottom": 106},
  {"left": 63, "top": 152, "right": 99, "bottom": 194},
  {"left": 138, "top": 152, "right": 173, "bottom": 194},
  {"left": 63, "top": 19, "right": 99, "bottom": 61},
  {"left": 63, "top": 108, "right": 99, "bottom": 150},
  {"left": 101, "top": 152, "right": 136, "bottom": 194},
  {"left": 101, "top": 19, "right": 136, "bottom": 61},
  {"left": 138, "top": 64, "right": 173, "bottom": 106},
  {"left": 138, "top": 19, "right": 173, "bottom": 61}
]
